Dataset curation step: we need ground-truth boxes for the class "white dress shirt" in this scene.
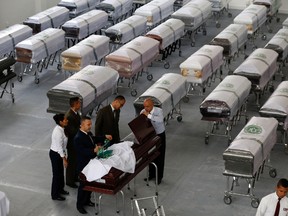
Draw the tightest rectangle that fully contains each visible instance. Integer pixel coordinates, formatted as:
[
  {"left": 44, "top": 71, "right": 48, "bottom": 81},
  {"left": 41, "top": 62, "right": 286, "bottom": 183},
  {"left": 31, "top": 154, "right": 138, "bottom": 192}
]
[
  {"left": 141, "top": 107, "right": 165, "bottom": 134},
  {"left": 256, "top": 192, "right": 288, "bottom": 216},
  {"left": 50, "top": 125, "right": 68, "bottom": 158}
]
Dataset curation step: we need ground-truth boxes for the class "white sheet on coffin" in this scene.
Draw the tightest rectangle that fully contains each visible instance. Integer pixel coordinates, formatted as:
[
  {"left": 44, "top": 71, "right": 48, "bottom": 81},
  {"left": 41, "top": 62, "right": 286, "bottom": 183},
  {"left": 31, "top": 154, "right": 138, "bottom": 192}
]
[
  {"left": 203, "top": 75, "right": 251, "bottom": 117},
  {"left": 58, "top": 0, "right": 101, "bottom": 16},
  {"left": 283, "top": 17, "right": 288, "bottom": 29},
  {"left": 265, "top": 29, "right": 288, "bottom": 60},
  {"left": 97, "top": 0, "right": 133, "bottom": 20},
  {"left": 146, "top": 18, "right": 185, "bottom": 50},
  {"left": 0, "top": 24, "right": 32, "bottom": 56},
  {"left": 61, "top": 35, "right": 110, "bottom": 69},
  {"left": 105, "top": 15, "right": 147, "bottom": 44},
  {"left": 253, "top": 0, "right": 282, "bottom": 16},
  {"left": 15, "top": 28, "right": 65, "bottom": 63},
  {"left": 82, "top": 141, "right": 136, "bottom": 182},
  {"left": 62, "top": 10, "right": 108, "bottom": 39}
]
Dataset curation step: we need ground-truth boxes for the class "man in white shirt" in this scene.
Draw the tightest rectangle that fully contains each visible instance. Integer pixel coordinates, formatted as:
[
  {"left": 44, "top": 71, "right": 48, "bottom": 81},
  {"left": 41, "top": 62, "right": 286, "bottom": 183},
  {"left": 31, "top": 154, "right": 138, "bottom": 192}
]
[
  {"left": 141, "top": 98, "right": 165, "bottom": 185},
  {"left": 256, "top": 178, "right": 288, "bottom": 216}
]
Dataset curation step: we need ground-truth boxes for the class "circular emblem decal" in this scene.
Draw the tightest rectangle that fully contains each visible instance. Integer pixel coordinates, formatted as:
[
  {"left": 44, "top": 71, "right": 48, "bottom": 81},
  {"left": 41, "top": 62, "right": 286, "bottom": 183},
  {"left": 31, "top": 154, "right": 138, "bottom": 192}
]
[
  {"left": 244, "top": 125, "right": 262, "bottom": 134},
  {"left": 279, "top": 88, "right": 288, "bottom": 94},
  {"left": 161, "top": 80, "right": 170, "bottom": 85},
  {"left": 220, "top": 83, "right": 233, "bottom": 88}
]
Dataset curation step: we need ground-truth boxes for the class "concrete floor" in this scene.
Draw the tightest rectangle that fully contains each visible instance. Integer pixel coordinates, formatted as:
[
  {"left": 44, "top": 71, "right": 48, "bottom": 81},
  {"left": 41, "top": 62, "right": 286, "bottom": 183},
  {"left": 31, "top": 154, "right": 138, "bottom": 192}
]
[{"left": 1, "top": 9, "right": 288, "bottom": 216}]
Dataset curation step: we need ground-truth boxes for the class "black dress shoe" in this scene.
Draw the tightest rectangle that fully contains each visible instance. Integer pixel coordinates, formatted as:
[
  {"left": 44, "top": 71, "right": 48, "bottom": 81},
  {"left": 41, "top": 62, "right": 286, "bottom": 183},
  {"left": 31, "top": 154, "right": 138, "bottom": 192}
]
[
  {"left": 77, "top": 207, "right": 87, "bottom": 214},
  {"left": 60, "top": 190, "right": 69, "bottom": 195},
  {"left": 85, "top": 201, "right": 95, "bottom": 207},
  {"left": 52, "top": 196, "right": 66, "bottom": 201},
  {"left": 66, "top": 183, "right": 78, "bottom": 188}
]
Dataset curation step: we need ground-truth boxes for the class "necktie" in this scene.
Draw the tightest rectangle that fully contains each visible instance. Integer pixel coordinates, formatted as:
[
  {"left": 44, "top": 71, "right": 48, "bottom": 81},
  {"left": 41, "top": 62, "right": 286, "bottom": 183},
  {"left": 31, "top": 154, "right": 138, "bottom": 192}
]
[{"left": 274, "top": 197, "right": 281, "bottom": 216}]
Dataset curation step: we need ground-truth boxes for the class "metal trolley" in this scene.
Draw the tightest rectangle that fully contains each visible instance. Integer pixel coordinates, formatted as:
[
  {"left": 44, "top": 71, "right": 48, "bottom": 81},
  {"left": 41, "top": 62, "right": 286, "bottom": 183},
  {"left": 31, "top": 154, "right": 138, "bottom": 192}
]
[{"left": 132, "top": 196, "right": 166, "bottom": 216}]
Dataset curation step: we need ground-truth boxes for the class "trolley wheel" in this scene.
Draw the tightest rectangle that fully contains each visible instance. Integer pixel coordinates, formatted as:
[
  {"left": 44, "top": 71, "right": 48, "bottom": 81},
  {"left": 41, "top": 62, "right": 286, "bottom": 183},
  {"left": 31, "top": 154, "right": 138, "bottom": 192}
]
[
  {"left": 247, "top": 34, "right": 252, "bottom": 40},
  {"left": 147, "top": 74, "right": 153, "bottom": 81},
  {"left": 216, "top": 23, "right": 221, "bottom": 28},
  {"left": 182, "top": 96, "right": 189, "bottom": 103},
  {"left": 251, "top": 198, "right": 259, "bottom": 208},
  {"left": 269, "top": 86, "right": 274, "bottom": 93},
  {"left": 228, "top": 13, "right": 232, "bottom": 18},
  {"left": 35, "top": 78, "right": 40, "bottom": 84},
  {"left": 12, "top": 96, "right": 15, "bottom": 103},
  {"left": 205, "top": 136, "right": 209, "bottom": 145},
  {"left": 191, "top": 42, "right": 195, "bottom": 47},
  {"left": 276, "top": 17, "right": 280, "bottom": 23},
  {"left": 203, "top": 30, "right": 207, "bottom": 36},
  {"left": 228, "top": 70, "right": 233, "bottom": 75},
  {"left": 223, "top": 196, "right": 232, "bottom": 205},
  {"left": 177, "top": 115, "right": 182, "bottom": 122},
  {"left": 269, "top": 169, "right": 277, "bottom": 178},
  {"left": 268, "top": 29, "right": 273, "bottom": 33},
  {"left": 164, "top": 63, "right": 170, "bottom": 69},
  {"left": 179, "top": 50, "right": 182, "bottom": 57},
  {"left": 57, "top": 64, "right": 61, "bottom": 71},
  {"left": 17, "top": 76, "right": 23, "bottom": 82},
  {"left": 261, "top": 34, "right": 267, "bottom": 41},
  {"left": 116, "top": 210, "right": 120, "bottom": 213},
  {"left": 131, "top": 89, "right": 137, "bottom": 97}
]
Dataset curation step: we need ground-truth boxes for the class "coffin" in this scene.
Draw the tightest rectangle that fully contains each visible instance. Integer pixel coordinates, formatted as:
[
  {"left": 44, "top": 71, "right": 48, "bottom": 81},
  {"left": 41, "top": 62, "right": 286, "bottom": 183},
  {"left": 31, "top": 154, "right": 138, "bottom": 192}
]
[
  {"left": 233, "top": 48, "right": 278, "bottom": 91},
  {"left": 0, "top": 24, "right": 32, "bottom": 57},
  {"left": 96, "top": 0, "right": 133, "bottom": 21},
  {"left": 264, "top": 28, "right": 288, "bottom": 61},
  {"left": 105, "top": 36, "right": 159, "bottom": 78},
  {"left": 233, "top": 4, "right": 267, "bottom": 35},
  {"left": 174, "top": 0, "right": 191, "bottom": 8},
  {"left": 209, "top": 24, "right": 248, "bottom": 57},
  {"left": 104, "top": 15, "right": 147, "bottom": 44},
  {"left": 23, "top": 6, "right": 70, "bottom": 34},
  {"left": 171, "top": 0, "right": 212, "bottom": 31},
  {"left": 0, "top": 57, "right": 16, "bottom": 85},
  {"left": 133, "top": 73, "right": 187, "bottom": 117},
  {"left": 223, "top": 116, "right": 278, "bottom": 177},
  {"left": 146, "top": 18, "right": 185, "bottom": 50},
  {"left": 209, "top": 0, "right": 231, "bottom": 11},
  {"left": 15, "top": 28, "right": 65, "bottom": 64},
  {"left": 61, "top": 35, "right": 110, "bottom": 71},
  {"left": 47, "top": 65, "right": 119, "bottom": 115},
  {"left": 180, "top": 44, "right": 224, "bottom": 84},
  {"left": 58, "top": 0, "right": 101, "bottom": 18},
  {"left": 200, "top": 75, "right": 251, "bottom": 118},
  {"left": 283, "top": 17, "right": 288, "bottom": 29},
  {"left": 62, "top": 10, "right": 108, "bottom": 40},
  {"left": 80, "top": 114, "right": 161, "bottom": 193},
  {"left": 133, "top": 0, "right": 151, "bottom": 4},
  {"left": 134, "top": 0, "right": 175, "bottom": 26},
  {"left": 253, "top": 0, "right": 282, "bottom": 17}
]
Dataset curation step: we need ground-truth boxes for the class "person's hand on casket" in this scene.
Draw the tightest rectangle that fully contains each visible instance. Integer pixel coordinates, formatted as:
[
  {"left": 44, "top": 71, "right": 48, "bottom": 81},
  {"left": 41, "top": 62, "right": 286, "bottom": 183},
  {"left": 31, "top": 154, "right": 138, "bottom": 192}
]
[
  {"left": 93, "top": 145, "right": 102, "bottom": 153},
  {"left": 105, "top": 134, "right": 112, "bottom": 140}
]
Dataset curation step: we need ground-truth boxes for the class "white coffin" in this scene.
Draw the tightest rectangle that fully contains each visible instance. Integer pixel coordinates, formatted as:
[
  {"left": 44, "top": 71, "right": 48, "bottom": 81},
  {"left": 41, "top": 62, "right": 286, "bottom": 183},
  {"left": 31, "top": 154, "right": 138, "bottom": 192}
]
[
  {"left": 15, "top": 28, "right": 65, "bottom": 64},
  {"left": 0, "top": 24, "right": 33, "bottom": 57},
  {"left": 180, "top": 44, "right": 224, "bottom": 84},
  {"left": 200, "top": 75, "right": 251, "bottom": 118},
  {"left": 171, "top": 0, "right": 212, "bottom": 31},
  {"left": 209, "top": 24, "right": 248, "bottom": 57},
  {"left": 209, "top": 0, "right": 231, "bottom": 12},
  {"left": 146, "top": 18, "right": 185, "bottom": 50},
  {"left": 23, "top": 6, "right": 70, "bottom": 34},
  {"left": 283, "top": 17, "right": 288, "bottom": 29},
  {"left": 264, "top": 28, "right": 288, "bottom": 61},
  {"left": 133, "top": 73, "right": 187, "bottom": 118},
  {"left": 58, "top": 0, "right": 101, "bottom": 18},
  {"left": 223, "top": 116, "right": 278, "bottom": 177},
  {"left": 104, "top": 15, "right": 147, "bottom": 44},
  {"left": 47, "top": 65, "right": 119, "bottom": 115},
  {"left": 96, "top": 0, "right": 133, "bottom": 20},
  {"left": 233, "top": 4, "right": 267, "bottom": 35},
  {"left": 174, "top": 0, "right": 191, "bottom": 8},
  {"left": 134, "top": 0, "right": 175, "bottom": 26},
  {"left": 61, "top": 35, "right": 110, "bottom": 71},
  {"left": 253, "top": 0, "right": 282, "bottom": 17},
  {"left": 233, "top": 48, "right": 278, "bottom": 91},
  {"left": 62, "top": 10, "right": 108, "bottom": 39},
  {"left": 105, "top": 36, "right": 159, "bottom": 78}
]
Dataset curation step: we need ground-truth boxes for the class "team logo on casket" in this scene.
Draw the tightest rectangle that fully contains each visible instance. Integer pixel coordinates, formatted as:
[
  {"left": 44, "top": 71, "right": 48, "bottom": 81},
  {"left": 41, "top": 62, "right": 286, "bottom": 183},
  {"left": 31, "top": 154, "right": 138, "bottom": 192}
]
[
  {"left": 83, "top": 69, "right": 94, "bottom": 75},
  {"left": 279, "top": 88, "right": 288, "bottom": 94},
  {"left": 254, "top": 53, "right": 266, "bottom": 59},
  {"left": 244, "top": 125, "right": 262, "bottom": 134},
  {"left": 220, "top": 83, "right": 233, "bottom": 88},
  {"left": 160, "top": 80, "right": 170, "bottom": 85}
]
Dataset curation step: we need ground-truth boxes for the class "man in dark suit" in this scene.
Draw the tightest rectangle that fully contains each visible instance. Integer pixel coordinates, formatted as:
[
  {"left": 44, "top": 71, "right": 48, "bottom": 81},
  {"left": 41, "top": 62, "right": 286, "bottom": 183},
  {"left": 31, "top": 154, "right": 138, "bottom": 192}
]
[
  {"left": 65, "top": 97, "right": 81, "bottom": 188},
  {"left": 74, "top": 116, "right": 112, "bottom": 214},
  {"left": 94, "top": 95, "right": 126, "bottom": 144}
]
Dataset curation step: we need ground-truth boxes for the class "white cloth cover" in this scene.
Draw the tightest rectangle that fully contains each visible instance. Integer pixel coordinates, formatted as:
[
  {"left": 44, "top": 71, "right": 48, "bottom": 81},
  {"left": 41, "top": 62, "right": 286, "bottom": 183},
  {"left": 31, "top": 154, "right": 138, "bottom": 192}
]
[
  {"left": 233, "top": 48, "right": 278, "bottom": 90},
  {"left": 171, "top": 0, "right": 212, "bottom": 31},
  {"left": 58, "top": 0, "right": 101, "bottom": 18},
  {"left": 105, "top": 15, "right": 147, "bottom": 44},
  {"left": 253, "top": 0, "right": 282, "bottom": 16},
  {"left": 210, "top": 24, "right": 248, "bottom": 57},
  {"left": 61, "top": 35, "right": 110, "bottom": 71},
  {"left": 134, "top": 0, "right": 175, "bottom": 26},
  {"left": 0, "top": 191, "right": 9, "bottom": 216},
  {"left": 264, "top": 28, "right": 288, "bottom": 61},
  {"left": 105, "top": 36, "right": 159, "bottom": 77},
  {"left": 134, "top": 73, "right": 187, "bottom": 117},
  {"left": 62, "top": 10, "right": 108, "bottom": 39},
  {"left": 82, "top": 141, "right": 136, "bottom": 182},
  {"left": 0, "top": 24, "right": 32, "bottom": 57},
  {"left": 200, "top": 75, "right": 251, "bottom": 118},
  {"left": 47, "top": 65, "right": 119, "bottom": 114},
  {"left": 223, "top": 116, "right": 278, "bottom": 176},
  {"left": 23, "top": 6, "right": 70, "bottom": 33},
  {"left": 283, "top": 17, "right": 288, "bottom": 29},
  {"left": 15, "top": 28, "right": 65, "bottom": 64},
  {"left": 146, "top": 18, "right": 185, "bottom": 50},
  {"left": 96, "top": 0, "right": 133, "bottom": 20},
  {"left": 180, "top": 44, "right": 224, "bottom": 84},
  {"left": 233, "top": 4, "right": 267, "bottom": 35}
]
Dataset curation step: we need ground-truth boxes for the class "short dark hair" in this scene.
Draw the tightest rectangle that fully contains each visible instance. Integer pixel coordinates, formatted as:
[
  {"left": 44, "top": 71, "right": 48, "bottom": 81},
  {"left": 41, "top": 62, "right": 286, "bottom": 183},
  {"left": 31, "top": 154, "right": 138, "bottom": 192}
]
[
  {"left": 114, "top": 95, "right": 125, "bottom": 101},
  {"left": 81, "top": 116, "right": 91, "bottom": 123},
  {"left": 53, "top": 114, "right": 65, "bottom": 126},
  {"left": 69, "top": 97, "right": 80, "bottom": 107},
  {"left": 277, "top": 178, "right": 288, "bottom": 188}
]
